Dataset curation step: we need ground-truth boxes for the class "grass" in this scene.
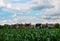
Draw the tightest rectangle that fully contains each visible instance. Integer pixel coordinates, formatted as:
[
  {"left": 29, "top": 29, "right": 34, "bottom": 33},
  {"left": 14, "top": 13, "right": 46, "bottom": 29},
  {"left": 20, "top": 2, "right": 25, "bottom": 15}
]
[{"left": 0, "top": 28, "right": 60, "bottom": 41}]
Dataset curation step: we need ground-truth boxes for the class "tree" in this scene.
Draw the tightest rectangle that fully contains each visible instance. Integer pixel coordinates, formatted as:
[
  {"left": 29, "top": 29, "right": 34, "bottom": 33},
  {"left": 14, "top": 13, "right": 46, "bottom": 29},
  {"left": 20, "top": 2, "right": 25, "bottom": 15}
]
[
  {"left": 3, "top": 24, "right": 9, "bottom": 29},
  {"left": 0, "top": 25, "right": 3, "bottom": 29},
  {"left": 55, "top": 23, "right": 60, "bottom": 28}
]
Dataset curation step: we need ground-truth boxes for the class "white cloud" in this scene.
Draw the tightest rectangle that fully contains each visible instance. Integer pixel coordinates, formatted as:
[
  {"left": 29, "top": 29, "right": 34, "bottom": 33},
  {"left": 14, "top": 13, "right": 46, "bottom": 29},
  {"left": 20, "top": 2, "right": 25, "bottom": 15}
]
[
  {"left": 0, "top": 0, "right": 5, "bottom": 7},
  {"left": 0, "top": 0, "right": 60, "bottom": 24}
]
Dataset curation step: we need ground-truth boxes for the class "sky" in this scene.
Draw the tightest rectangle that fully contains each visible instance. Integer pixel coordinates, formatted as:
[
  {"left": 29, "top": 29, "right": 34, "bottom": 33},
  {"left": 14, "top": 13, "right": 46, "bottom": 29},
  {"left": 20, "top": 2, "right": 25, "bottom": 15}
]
[{"left": 0, "top": 0, "right": 60, "bottom": 25}]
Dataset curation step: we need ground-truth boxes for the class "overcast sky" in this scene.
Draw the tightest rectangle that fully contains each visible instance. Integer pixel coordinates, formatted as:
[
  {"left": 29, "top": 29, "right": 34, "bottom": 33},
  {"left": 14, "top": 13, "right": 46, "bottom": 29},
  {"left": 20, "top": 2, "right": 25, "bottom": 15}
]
[{"left": 0, "top": 0, "right": 60, "bottom": 25}]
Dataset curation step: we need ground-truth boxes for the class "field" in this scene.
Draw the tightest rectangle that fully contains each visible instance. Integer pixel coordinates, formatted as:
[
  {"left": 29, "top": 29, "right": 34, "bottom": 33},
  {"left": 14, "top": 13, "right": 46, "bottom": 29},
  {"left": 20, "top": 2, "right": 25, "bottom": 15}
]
[{"left": 0, "top": 28, "right": 60, "bottom": 41}]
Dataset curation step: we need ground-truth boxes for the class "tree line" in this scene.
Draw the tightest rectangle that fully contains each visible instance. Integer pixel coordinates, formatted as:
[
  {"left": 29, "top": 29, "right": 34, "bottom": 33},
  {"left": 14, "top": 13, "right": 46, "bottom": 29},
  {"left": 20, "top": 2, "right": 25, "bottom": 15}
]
[{"left": 0, "top": 23, "right": 60, "bottom": 29}]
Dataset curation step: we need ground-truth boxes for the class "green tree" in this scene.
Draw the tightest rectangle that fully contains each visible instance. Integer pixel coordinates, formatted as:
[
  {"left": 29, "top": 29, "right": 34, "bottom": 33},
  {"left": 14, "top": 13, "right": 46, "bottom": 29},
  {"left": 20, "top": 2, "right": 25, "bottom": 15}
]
[
  {"left": 0, "top": 25, "right": 3, "bottom": 29},
  {"left": 55, "top": 23, "right": 60, "bottom": 28},
  {"left": 3, "top": 24, "right": 9, "bottom": 29}
]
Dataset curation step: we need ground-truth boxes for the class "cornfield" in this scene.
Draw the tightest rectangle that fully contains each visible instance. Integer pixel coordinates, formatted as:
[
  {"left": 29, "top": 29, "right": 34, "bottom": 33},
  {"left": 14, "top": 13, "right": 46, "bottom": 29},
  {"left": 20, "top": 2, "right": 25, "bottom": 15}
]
[{"left": 0, "top": 28, "right": 60, "bottom": 41}]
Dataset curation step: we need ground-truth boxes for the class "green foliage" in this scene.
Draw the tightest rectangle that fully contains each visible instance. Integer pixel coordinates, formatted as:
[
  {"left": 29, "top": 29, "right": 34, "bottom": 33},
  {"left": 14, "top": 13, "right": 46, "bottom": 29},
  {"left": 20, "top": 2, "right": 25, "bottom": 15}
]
[
  {"left": 0, "top": 29, "right": 60, "bottom": 41},
  {"left": 55, "top": 23, "right": 60, "bottom": 28},
  {"left": 3, "top": 24, "right": 9, "bottom": 29}
]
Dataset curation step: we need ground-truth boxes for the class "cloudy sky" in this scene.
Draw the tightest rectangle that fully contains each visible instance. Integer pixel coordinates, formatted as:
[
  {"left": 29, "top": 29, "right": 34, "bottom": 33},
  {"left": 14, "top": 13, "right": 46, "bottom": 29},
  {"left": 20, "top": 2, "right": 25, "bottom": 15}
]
[{"left": 0, "top": 0, "right": 60, "bottom": 25}]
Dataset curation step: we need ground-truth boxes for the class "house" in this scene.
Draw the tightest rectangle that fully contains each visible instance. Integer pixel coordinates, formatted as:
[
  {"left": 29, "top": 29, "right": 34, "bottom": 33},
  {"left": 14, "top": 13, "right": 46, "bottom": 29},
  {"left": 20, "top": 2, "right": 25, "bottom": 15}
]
[
  {"left": 25, "top": 23, "right": 31, "bottom": 28},
  {"left": 45, "top": 23, "right": 55, "bottom": 28},
  {"left": 35, "top": 23, "right": 42, "bottom": 28},
  {"left": 15, "top": 24, "right": 20, "bottom": 28},
  {"left": 15, "top": 24, "right": 24, "bottom": 28},
  {"left": 8, "top": 25, "right": 13, "bottom": 29}
]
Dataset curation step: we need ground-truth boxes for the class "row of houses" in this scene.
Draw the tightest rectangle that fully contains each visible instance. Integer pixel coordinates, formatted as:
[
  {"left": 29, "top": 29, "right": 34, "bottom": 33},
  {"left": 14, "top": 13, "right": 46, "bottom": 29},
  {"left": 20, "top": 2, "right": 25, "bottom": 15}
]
[
  {"left": 0, "top": 23, "right": 56, "bottom": 29},
  {"left": 7, "top": 23, "right": 55, "bottom": 29}
]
